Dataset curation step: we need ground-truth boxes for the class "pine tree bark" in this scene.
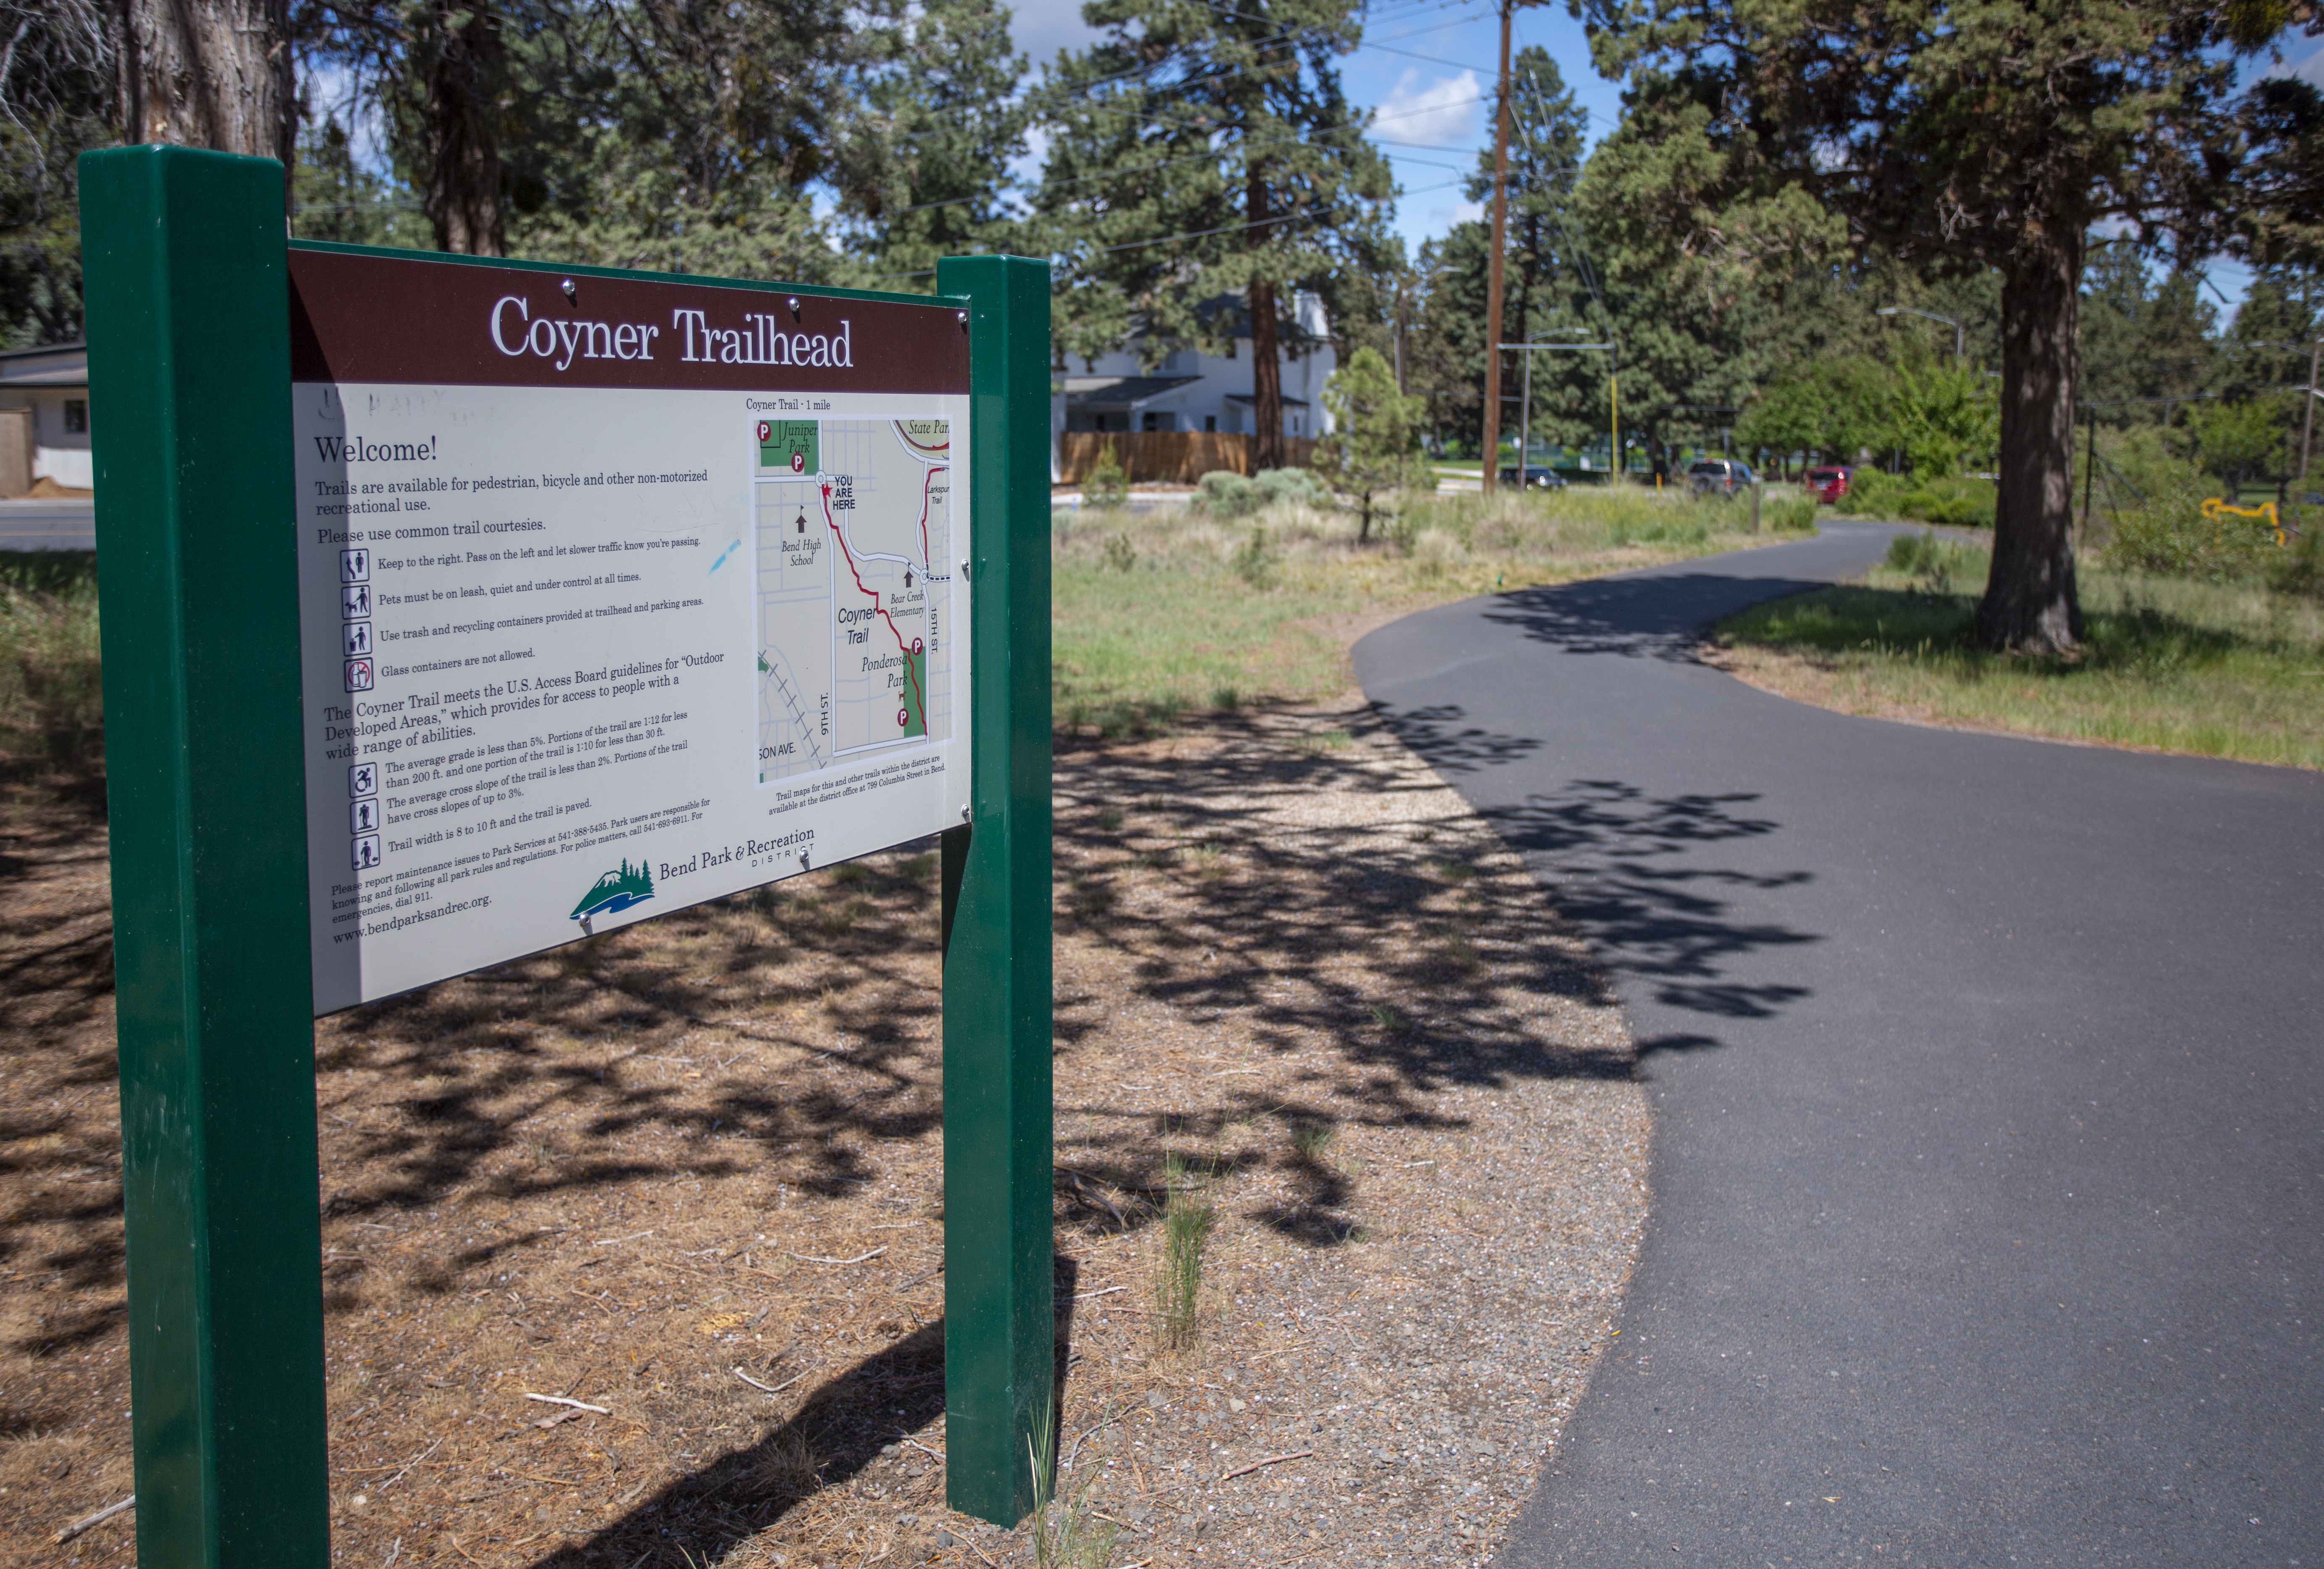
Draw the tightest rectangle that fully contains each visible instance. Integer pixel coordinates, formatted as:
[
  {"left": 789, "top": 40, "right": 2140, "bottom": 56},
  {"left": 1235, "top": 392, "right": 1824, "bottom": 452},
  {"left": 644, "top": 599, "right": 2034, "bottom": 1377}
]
[
  {"left": 1248, "top": 162, "right": 1285, "bottom": 471},
  {"left": 120, "top": 0, "right": 292, "bottom": 163},
  {"left": 1978, "top": 229, "right": 2085, "bottom": 654},
  {"left": 419, "top": 0, "right": 506, "bottom": 256}
]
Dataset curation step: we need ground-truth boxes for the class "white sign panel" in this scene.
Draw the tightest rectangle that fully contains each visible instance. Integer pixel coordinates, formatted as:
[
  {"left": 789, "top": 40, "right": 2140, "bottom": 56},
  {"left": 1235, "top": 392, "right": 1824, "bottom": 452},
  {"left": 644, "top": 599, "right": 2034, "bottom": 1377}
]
[{"left": 288, "top": 252, "right": 971, "bottom": 1011}]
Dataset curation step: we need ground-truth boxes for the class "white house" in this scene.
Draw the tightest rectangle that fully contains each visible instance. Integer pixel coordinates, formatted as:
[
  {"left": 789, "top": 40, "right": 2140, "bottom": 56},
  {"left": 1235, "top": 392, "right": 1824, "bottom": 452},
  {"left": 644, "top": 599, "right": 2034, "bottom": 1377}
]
[
  {"left": 0, "top": 342, "right": 92, "bottom": 491},
  {"left": 1053, "top": 291, "right": 1336, "bottom": 468}
]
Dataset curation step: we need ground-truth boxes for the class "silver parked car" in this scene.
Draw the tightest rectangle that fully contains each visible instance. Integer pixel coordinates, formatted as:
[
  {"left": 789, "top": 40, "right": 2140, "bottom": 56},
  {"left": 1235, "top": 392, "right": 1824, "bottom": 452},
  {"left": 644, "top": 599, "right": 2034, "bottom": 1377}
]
[{"left": 1687, "top": 458, "right": 1756, "bottom": 497}]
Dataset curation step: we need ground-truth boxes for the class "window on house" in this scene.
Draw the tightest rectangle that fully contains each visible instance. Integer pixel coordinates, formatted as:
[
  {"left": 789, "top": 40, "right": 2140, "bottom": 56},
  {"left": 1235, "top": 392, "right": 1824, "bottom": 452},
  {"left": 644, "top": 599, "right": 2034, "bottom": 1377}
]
[
  {"left": 1204, "top": 415, "right": 1217, "bottom": 433},
  {"left": 1143, "top": 412, "right": 1159, "bottom": 432},
  {"left": 64, "top": 399, "right": 87, "bottom": 434}
]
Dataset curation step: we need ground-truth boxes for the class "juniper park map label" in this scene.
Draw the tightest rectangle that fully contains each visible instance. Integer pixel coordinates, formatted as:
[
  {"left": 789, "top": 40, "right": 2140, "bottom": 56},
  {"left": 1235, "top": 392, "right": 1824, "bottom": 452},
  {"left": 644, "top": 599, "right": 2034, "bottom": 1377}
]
[{"left": 290, "top": 249, "right": 972, "bottom": 1011}]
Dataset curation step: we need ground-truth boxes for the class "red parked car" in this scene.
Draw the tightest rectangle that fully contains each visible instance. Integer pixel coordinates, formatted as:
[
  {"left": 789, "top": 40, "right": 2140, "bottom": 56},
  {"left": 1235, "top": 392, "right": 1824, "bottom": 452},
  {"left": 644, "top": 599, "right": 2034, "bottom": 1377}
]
[{"left": 1803, "top": 465, "right": 1854, "bottom": 505}]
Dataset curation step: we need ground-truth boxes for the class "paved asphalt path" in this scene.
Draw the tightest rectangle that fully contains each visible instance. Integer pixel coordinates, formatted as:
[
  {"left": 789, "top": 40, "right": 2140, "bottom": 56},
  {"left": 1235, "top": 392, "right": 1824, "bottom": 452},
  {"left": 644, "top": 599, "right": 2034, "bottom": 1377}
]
[{"left": 1353, "top": 522, "right": 2324, "bottom": 1567}]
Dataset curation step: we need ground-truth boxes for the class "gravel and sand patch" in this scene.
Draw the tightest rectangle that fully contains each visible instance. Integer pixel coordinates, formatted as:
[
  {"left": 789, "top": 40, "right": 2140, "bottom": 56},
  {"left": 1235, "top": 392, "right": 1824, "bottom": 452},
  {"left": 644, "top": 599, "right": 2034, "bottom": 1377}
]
[{"left": 0, "top": 704, "right": 1649, "bottom": 1568}]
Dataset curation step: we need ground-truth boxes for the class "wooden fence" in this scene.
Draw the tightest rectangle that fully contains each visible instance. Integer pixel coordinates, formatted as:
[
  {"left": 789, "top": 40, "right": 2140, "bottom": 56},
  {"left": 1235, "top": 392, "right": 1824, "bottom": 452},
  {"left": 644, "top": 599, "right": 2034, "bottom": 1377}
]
[{"left": 1057, "top": 431, "right": 1319, "bottom": 485}]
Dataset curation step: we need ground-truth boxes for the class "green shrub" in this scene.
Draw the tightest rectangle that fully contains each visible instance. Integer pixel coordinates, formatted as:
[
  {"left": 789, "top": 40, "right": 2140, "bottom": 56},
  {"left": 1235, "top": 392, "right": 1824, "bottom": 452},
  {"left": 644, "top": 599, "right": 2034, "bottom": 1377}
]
[
  {"left": 1882, "top": 529, "right": 1990, "bottom": 595},
  {"left": 1846, "top": 470, "right": 1995, "bottom": 528},
  {"left": 2272, "top": 520, "right": 2322, "bottom": 599},
  {"left": 2109, "top": 499, "right": 2285, "bottom": 580},
  {"left": 1082, "top": 442, "right": 1129, "bottom": 509},
  {"left": 1254, "top": 466, "right": 1330, "bottom": 508},
  {"left": 1762, "top": 491, "right": 1819, "bottom": 533},
  {"left": 2095, "top": 425, "right": 2286, "bottom": 582},
  {"left": 1188, "top": 469, "right": 1261, "bottom": 519},
  {"left": 1189, "top": 466, "right": 1328, "bottom": 520},
  {"left": 1231, "top": 523, "right": 1274, "bottom": 585}
]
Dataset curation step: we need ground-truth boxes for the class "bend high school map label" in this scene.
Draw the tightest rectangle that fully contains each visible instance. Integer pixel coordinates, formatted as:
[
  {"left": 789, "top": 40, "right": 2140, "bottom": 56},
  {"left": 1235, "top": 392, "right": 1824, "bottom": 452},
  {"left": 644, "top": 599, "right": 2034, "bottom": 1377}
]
[{"left": 290, "top": 249, "right": 970, "bottom": 1013}]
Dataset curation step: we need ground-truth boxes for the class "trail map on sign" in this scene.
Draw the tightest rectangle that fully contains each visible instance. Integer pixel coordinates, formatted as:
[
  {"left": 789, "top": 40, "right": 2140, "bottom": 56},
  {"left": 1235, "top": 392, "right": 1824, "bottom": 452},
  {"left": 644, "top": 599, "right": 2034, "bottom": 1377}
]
[{"left": 754, "top": 418, "right": 954, "bottom": 783}]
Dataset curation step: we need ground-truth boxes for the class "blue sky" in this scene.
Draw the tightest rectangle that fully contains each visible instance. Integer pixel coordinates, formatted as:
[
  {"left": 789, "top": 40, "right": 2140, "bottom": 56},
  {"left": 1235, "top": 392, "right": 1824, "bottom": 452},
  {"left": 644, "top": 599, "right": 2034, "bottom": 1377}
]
[{"left": 1007, "top": 0, "right": 2324, "bottom": 325}]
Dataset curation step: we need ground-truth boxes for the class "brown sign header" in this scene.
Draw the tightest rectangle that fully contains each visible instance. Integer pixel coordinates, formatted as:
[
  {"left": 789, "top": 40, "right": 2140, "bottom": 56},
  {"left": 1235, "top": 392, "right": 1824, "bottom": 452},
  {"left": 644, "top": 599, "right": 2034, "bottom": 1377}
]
[{"left": 288, "top": 248, "right": 970, "bottom": 395}]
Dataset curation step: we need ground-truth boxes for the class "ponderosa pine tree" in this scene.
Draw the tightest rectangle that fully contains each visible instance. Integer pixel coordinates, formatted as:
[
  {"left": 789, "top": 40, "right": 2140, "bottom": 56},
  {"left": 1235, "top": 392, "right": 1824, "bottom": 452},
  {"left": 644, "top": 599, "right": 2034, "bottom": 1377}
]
[
  {"left": 296, "top": 0, "right": 513, "bottom": 253},
  {"left": 1573, "top": 0, "right": 2306, "bottom": 651},
  {"left": 0, "top": 0, "right": 114, "bottom": 344},
  {"left": 124, "top": 0, "right": 293, "bottom": 163},
  {"left": 1033, "top": 0, "right": 1393, "bottom": 468},
  {"left": 838, "top": 0, "right": 1029, "bottom": 286},
  {"left": 1316, "top": 345, "right": 1426, "bottom": 540}
]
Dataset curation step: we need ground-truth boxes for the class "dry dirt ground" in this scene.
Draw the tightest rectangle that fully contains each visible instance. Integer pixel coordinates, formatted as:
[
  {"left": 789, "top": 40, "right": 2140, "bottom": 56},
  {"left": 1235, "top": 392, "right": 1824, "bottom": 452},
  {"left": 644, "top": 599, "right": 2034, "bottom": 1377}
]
[{"left": 0, "top": 704, "right": 1649, "bottom": 1569}]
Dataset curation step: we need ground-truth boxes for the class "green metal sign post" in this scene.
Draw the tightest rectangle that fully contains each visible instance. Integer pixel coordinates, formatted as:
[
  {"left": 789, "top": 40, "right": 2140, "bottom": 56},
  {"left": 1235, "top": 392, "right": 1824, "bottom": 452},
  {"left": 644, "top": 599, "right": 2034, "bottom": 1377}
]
[
  {"left": 82, "top": 145, "right": 332, "bottom": 1569},
  {"left": 82, "top": 144, "right": 1054, "bottom": 1563},
  {"left": 935, "top": 254, "right": 1055, "bottom": 1524}
]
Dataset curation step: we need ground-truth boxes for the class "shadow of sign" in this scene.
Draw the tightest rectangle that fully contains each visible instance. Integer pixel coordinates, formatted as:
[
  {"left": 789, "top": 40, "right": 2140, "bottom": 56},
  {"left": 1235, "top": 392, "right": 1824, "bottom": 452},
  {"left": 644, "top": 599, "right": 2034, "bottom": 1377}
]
[{"left": 526, "top": 1319, "right": 949, "bottom": 1569}]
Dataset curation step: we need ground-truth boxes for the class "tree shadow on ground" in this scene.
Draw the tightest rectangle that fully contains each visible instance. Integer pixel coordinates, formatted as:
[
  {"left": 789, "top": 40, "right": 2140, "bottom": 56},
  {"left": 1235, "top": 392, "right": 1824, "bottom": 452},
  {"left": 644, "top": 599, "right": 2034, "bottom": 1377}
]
[
  {"left": 311, "top": 842, "right": 952, "bottom": 1232},
  {"left": 1476, "top": 572, "right": 1837, "bottom": 666},
  {"left": 1369, "top": 690, "right": 1823, "bottom": 1063}
]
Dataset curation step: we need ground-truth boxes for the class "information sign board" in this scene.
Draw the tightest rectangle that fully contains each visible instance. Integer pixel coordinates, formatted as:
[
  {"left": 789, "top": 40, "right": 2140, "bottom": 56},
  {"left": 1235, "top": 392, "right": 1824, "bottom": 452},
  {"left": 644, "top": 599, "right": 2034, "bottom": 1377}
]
[
  {"left": 289, "top": 249, "right": 972, "bottom": 1010},
  {"left": 84, "top": 145, "right": 1052, "bottom": 1560}
]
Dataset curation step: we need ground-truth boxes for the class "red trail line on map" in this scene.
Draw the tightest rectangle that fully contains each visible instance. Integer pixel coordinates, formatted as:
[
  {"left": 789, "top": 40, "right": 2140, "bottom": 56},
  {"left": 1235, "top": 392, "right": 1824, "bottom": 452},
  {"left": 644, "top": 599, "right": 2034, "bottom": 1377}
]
[
  {"left": 917, "top": 464, "right": 945, "bottom": 571},
  {"left": 823, "top": 485, "right": 928, "bottom": 729}
]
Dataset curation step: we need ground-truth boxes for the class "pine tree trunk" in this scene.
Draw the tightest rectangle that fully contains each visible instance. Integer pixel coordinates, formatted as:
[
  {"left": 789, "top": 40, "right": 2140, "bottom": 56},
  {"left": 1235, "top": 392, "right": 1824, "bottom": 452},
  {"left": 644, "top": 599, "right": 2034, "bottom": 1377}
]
[
  {"left": 121, "top": 0, "right": 292, "bottom": 163},
  {"left": 421, "top": 0, "right": 506, "bottom": 256},
  {"left": 1978, "top": 231, "right": 2085, "bottom": 654},
  {"left": 1250, "top": 278, "right": 1284, "bottom": 470},
  {"left": 1247, "top": 163, "right": 1285, "bottom": 471}
]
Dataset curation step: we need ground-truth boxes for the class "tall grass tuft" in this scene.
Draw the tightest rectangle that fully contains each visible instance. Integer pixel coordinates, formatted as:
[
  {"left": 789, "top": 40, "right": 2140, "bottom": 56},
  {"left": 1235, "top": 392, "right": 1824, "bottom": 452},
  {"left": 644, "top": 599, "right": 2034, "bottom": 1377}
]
[
  {"left": 1156, "top": 1152, "right": 1217, "bottom": 1350},
  {"left": 1028, "top": 1406, "right": 1118, "bottom": 1569}
]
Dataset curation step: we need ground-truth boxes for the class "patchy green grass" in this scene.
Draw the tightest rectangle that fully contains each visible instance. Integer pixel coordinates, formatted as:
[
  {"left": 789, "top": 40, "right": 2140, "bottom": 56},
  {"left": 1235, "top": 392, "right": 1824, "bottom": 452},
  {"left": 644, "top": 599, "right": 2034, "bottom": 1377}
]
[
  {"left": 1715, "top": 533, "right": 2324, "bottom": 770},
  {"left": 1054, "top": 486, "right": 1800, "bottom": 736},
  {"left": 0, "top": 552, "right": 103, "bottom": 783}
]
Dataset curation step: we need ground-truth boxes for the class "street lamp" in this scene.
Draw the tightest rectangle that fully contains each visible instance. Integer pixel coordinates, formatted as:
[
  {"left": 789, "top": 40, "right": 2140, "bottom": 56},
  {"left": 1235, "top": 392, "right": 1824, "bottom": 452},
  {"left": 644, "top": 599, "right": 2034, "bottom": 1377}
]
[{"left": 1877, "top": 306, "right": 1965, "bottom": 365}]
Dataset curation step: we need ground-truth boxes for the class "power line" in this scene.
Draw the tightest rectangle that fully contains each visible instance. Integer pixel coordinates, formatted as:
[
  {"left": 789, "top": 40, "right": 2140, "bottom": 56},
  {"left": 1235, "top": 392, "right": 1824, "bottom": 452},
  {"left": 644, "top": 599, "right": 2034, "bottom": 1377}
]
[{"left": 872, "top": 177, "right": 1468, "bottom": 282}]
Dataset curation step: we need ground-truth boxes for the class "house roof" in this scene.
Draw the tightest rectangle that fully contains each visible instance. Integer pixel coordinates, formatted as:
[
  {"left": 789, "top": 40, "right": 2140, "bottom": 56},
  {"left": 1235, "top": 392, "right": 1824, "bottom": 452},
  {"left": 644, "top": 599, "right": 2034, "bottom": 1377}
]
[
  {"left": 1062, "top": 374, "right": 1201, "bottom": 408},
  {"left": 1224, "top": 393, "right": 1312, "bottom": 409},
  {"left": 0, "top": 342, "right": 88, "bottom": 390}
]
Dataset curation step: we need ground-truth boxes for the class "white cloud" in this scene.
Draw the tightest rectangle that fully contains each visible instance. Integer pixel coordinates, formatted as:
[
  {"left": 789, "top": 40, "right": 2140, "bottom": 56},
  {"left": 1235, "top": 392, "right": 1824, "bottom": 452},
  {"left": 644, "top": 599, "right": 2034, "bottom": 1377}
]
[
  {"left": 1428, "top": 197, "right": 1484, "bottom": 230},
  {"left": 1374, "top": 68, "right": 1483, "bottom": 148},
  {"left": 2261, "top": 33, "right": 2324, "bottom": 85},
  {"left": 1009, "top": 0, "right": 1103, "bottom": 65}
]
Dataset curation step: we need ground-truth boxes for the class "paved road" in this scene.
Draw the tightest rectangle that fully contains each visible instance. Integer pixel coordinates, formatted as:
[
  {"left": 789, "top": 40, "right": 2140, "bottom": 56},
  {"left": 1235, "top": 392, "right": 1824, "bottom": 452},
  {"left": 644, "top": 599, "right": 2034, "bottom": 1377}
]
[{"left": 1353, "top": 522, "right": 2324, "bottom": 1566}]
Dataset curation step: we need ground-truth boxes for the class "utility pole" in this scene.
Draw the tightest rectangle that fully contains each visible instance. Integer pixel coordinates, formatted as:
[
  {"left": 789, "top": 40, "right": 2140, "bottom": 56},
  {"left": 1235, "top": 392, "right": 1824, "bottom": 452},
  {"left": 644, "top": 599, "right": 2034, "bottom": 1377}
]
[
  {"left": 1394, "top": 276, "right": 1408, "bottom": 395},
  {"left": 2081, "top": 404, "right": 2097, "bottom": 541},
  {"left": 1519, "top": 341, "right": 1532, "bottom": 477},
  {"left": 2300, "top": 340, "right": 2319, "bottom": 520},
  {"left": 1480, "top": 0, "right": 1512, "bottom": 498}
]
